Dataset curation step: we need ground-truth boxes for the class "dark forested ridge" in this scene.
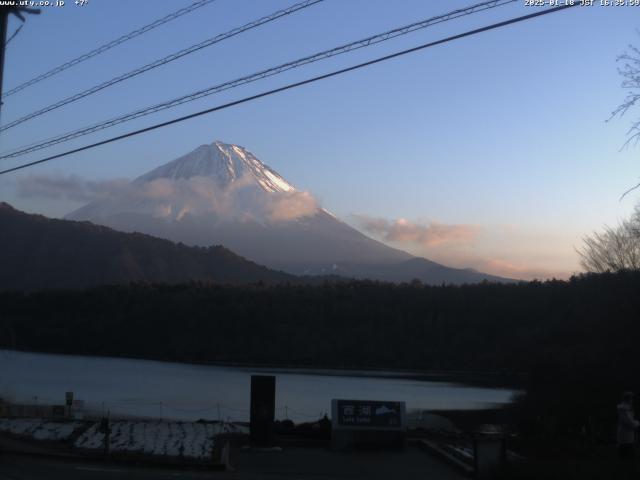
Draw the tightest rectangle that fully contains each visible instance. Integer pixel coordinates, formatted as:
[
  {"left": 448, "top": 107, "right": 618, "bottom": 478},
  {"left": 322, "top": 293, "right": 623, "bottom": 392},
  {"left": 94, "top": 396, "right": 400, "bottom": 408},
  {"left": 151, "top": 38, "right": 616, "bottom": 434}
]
[
  {"left": 0, "top": 202, "right": 296, "bottom": 289},
  {"left": 2, "top": 271, "right": 639, "bottom": 384}
]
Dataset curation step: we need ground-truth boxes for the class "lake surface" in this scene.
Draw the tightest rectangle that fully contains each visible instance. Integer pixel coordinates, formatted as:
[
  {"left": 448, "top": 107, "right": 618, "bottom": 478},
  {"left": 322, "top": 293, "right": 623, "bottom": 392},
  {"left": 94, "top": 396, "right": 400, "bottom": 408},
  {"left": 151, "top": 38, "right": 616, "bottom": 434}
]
[{"left": 0, "top": 350, "right": 517, "bottom": 422}]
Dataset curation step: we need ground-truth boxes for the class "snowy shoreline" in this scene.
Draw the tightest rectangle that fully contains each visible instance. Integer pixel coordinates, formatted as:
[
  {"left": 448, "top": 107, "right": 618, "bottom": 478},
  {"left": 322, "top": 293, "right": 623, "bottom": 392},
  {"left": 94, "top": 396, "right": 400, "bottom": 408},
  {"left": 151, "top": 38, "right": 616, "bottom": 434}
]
[{"left": 0, "top": 417, "right": 247, "bottom": 463}]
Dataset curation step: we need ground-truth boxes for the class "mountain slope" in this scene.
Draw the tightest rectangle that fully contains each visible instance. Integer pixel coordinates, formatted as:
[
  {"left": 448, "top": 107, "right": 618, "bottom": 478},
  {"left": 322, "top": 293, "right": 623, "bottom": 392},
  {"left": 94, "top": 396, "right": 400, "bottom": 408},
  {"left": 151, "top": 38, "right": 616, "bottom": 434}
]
[
  {"left": 0, "top": 203, "right": 295, "bottom": 291},
  {"left": 67, "top": 140, "right": 515, "bottom": 284},
  {"left": 335, "top": 257, "right": 512, "bottom": 284},
  {"left": 67, "top": 140, "right": 413, "bottom": 268}
]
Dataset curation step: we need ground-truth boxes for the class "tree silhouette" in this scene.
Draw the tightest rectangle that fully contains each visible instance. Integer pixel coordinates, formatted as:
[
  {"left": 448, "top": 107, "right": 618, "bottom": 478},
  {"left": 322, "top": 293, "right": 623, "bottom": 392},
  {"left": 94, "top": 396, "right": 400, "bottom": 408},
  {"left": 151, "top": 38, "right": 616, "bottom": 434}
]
[
  {"left": 611, "top": 40, "right": 640, "bottom": 197},
  {"left": 578, "top": 206, "right": 640, "bottom": 272}
]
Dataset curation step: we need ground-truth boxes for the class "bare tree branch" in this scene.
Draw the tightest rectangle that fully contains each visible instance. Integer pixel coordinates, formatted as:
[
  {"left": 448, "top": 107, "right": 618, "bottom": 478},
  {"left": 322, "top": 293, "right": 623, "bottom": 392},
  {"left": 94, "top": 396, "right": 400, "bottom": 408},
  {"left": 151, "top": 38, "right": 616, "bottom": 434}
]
[
  {"left": 578, "top": 211, "right": 640, "bottom": 273},
  {"left": 610, "top": 36, "right": 640, "bottom": 197},
  {"left": 619, "top": 178, "right": 640, "bottom": 200}
]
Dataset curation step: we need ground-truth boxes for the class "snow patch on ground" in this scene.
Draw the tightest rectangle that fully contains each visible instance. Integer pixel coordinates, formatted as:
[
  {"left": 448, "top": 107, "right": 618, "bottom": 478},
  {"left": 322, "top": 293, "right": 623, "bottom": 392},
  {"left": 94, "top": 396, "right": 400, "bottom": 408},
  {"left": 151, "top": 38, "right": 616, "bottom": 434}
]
[
  {"left": 0, "top": 418, "right": 83, "bottom": 441},
  {"left": 74, "top": 421, "right": 248, "bottom": 460}
]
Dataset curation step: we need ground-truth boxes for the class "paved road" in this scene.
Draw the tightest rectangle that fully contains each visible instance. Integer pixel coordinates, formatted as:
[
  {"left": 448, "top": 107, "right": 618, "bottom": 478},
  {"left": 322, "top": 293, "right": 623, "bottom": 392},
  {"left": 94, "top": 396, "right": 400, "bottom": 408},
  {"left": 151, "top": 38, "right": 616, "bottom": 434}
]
[
  {"left": 0, "top": 454, "right": 224, "bottom": 480},
  {"left": 0, "top": 446, "right": 465, "bottom": 480},
  {"left": 234, "top": 446, "right": 466, "bottom": 479}
]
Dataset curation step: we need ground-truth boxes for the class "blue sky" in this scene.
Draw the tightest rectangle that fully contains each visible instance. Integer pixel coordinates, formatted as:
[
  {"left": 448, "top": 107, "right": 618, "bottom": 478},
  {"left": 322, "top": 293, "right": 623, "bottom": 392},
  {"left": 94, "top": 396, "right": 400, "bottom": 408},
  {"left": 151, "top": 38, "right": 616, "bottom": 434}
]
[{"left": 1, "top": 0, "right": 639, "bottom": 279}]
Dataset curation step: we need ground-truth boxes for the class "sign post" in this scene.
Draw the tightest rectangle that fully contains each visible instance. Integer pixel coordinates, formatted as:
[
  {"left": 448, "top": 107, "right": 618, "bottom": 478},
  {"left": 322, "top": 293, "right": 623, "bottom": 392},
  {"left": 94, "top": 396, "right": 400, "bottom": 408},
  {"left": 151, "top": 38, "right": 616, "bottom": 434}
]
[
  {"left": 72, "top": 399, "right": 85, "bottom": 420},
  {"left": 65, "top": 392, "right": 74, "bottom": 418}
]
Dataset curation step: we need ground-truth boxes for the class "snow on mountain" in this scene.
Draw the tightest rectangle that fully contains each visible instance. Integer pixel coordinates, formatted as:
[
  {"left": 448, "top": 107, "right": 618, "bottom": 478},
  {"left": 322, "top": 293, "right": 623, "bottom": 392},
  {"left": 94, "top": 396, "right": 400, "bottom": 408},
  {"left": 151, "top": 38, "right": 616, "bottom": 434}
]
[{"left": 136, "top": 141, "right": 295, "bottom": 193}]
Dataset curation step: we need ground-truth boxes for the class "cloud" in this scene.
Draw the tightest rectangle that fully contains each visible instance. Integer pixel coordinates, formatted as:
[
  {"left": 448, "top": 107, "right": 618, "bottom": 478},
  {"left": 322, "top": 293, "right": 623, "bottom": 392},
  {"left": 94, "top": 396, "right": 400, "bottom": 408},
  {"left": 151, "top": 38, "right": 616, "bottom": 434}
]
[
  {"left": 16, "top": 174, "right": 131, "bottom": 202},
  {"left": 353, "top": 214, "right": 575, "bottom": 280},
  {"left": 415, "top": 249, "right": 573, "bottom": 281},
  {"left": 16, "top": 173, "right": 319, "bottom": 223},
  {"left": 265, "top": 191, "right": 318, "bottom": 222},
  {"left": 354, "top": 214, "right": 480, "bottom": 247}
]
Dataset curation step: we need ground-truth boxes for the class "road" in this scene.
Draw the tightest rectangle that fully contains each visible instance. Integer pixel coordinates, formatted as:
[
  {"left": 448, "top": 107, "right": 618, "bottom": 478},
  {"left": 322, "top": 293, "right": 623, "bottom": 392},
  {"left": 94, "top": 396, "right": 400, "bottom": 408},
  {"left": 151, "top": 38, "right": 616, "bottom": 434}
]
[
  {"left": 0, "top": 447, "right": 465, "bottom": 480},
  {"left": 0, "top": 454, "right": 224, "bottom": 480}
]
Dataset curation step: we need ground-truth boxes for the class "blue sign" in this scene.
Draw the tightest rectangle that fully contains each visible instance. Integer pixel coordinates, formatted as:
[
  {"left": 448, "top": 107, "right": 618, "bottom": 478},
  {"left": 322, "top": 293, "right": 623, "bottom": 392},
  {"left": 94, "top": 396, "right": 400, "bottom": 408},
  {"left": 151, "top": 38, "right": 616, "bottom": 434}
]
[{"left": 332, "top": 399, "right": 405, "bottom": 430}]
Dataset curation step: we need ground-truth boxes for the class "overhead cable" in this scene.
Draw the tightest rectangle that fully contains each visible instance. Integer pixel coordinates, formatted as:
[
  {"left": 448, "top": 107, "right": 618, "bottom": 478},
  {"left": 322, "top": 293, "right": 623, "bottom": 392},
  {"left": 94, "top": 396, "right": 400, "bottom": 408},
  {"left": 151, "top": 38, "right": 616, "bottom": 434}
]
[
  {"left": 0, "top": 0, "right": 515, "bottom": 158},
  {"left": 2, "top": 0, "right": 219, "bottom": 98},
  {"left": 0, "top": 4, "right": 579, "bottom": 177},
  {"left": 0, "top": 0, "right": 323, "bottom": 132}
]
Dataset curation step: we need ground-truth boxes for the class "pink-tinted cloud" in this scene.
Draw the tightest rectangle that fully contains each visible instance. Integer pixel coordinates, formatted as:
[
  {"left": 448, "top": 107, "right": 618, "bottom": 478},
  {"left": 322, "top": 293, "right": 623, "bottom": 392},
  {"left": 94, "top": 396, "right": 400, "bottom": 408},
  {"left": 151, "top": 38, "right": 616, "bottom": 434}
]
[
  {"left": 353, "top": 214, "right": 575, "bottom": 280},
  {"left": 355, "top": 215, "right": 480, "bottom": 247},
  {"left": 266, "top": 191, "right": 318, "bottom": 222}
]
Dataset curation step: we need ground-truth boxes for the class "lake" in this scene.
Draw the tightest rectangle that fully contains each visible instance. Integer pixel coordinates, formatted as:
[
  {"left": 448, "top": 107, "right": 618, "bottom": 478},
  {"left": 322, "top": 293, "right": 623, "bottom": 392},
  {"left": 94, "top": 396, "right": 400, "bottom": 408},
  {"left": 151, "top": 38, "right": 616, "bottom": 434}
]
[{"left": 0, "top": 350, "right": 518, "bottom": 422}]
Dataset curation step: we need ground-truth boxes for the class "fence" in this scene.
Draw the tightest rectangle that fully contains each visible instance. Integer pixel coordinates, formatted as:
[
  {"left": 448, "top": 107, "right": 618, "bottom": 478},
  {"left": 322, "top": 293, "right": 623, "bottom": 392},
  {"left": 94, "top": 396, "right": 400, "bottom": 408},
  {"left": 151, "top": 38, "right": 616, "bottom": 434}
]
[{"left": 0, "top": 399, "right": 326, "bottom": 424}]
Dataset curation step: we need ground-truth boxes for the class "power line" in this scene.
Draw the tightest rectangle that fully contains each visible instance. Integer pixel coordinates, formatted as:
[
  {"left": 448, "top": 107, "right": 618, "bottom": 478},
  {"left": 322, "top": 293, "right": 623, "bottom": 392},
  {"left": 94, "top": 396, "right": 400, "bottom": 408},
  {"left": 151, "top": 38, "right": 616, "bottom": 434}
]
[
  {"left": 0, "top": 4, "right": 578, "bottom": 177},
  {"left": 0, "top": 0, "right": 516, "bottom": 159},
  {"left": 0, "top": 0, "right": 323, "bottom": 133},
  {"left": 2, "top": 0, "right": 219, "bottom": 99}
]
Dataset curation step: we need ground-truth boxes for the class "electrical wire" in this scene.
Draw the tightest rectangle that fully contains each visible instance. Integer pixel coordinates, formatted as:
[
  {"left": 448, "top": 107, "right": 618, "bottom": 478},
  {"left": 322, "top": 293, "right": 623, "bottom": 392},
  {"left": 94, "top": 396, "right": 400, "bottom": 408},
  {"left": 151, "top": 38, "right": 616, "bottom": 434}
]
[
  {"left": 0, "top": 4, "right": 578, "bottom": 177},
  {"left": 2, "top": 0, "right": 219, "bottom": 98},
  {"left": 0, "top": 0, "right": 515, "bottom": 158},
  {"left": 0, "top": 0, "right": 323, "bottom": 133}
]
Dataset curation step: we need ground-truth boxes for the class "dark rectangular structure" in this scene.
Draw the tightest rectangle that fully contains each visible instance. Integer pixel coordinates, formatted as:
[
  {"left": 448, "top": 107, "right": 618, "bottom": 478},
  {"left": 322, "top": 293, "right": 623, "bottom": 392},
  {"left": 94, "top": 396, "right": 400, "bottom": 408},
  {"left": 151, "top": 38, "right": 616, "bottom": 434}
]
[
  {"left": 473, "top": 434, "right": 507, "bottom": 478},
  {"left": 249, "top": 375, "right": 276, "bottom": 446}
]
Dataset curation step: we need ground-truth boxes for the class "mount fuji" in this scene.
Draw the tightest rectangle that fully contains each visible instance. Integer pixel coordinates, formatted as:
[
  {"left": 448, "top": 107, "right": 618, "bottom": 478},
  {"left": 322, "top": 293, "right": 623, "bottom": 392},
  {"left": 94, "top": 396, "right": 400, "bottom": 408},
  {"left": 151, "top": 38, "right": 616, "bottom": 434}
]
[{"left": 67, "top": 141, "right": 513, "bottom": 284}]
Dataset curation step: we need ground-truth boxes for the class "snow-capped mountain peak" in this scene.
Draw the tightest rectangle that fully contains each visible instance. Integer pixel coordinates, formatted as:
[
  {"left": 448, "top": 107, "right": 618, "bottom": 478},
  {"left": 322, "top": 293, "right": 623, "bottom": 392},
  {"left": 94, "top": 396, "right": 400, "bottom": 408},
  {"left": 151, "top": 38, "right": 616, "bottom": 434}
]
[
  {"left": 136, "top": 140, "right": 296, "bottom": 193},
  {"left": 64, "top": 140, "right": 512, "bottom": 283}
]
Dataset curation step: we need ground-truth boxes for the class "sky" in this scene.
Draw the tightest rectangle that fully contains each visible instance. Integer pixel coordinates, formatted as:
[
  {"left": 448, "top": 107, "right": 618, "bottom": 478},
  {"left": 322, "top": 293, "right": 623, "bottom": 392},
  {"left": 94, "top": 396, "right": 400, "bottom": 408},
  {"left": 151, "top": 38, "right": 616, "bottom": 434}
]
[{"left": 1, "top": 0, "right": 639, "bottom": 280}]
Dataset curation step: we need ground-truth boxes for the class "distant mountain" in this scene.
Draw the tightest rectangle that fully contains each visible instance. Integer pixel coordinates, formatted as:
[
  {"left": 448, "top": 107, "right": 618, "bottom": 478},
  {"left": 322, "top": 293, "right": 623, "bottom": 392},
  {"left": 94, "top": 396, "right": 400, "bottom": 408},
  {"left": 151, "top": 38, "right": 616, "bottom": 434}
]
[
  {"left": 0, "top": 203, "right": 295, "bottom": 291},
  {"left": 67, "top": 140, "right": 515, "bottom": 284},
  {"left": 333, "top": 258, "right": 512, "bottom": 284}
]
